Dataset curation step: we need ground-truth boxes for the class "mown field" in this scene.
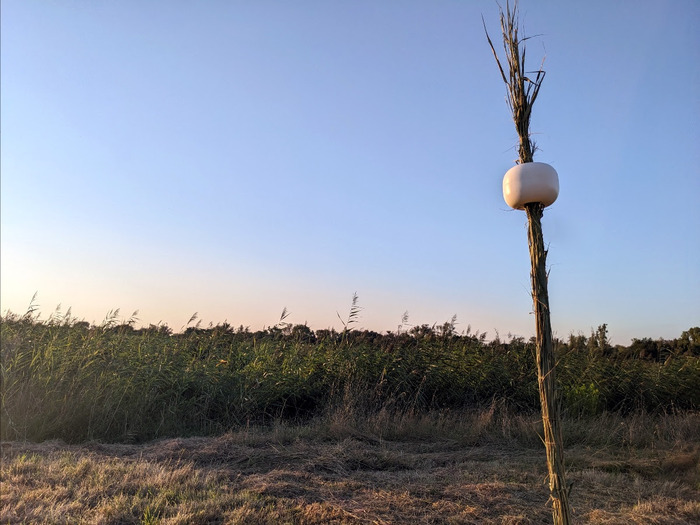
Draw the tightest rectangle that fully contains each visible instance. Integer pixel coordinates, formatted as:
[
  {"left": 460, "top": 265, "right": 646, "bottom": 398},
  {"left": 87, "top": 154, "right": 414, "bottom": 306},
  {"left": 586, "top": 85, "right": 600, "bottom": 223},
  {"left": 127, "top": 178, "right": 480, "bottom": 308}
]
[
  {"left": 1, "top": 309, "right": 699, "bottom": 523},
  {"left": 2, "top": 412, "right": 699, "bottom": 524}
]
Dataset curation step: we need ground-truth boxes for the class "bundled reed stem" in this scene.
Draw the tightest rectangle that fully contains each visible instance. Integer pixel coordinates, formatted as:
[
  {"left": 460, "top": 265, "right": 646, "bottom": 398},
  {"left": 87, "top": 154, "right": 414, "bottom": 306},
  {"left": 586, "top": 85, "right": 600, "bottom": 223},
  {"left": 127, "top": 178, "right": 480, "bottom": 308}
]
[
  {"left": 484, "top": 2, "right": 571, "bottom": 523},
  {"left": 526, "top": 202, "right": 571, "bottom": 523}
]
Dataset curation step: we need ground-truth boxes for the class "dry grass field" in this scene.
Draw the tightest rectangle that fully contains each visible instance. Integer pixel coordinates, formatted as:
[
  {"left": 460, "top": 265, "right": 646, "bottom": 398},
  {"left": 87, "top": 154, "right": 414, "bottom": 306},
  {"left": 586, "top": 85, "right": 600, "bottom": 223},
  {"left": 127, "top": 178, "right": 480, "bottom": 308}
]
[{"left": 2, "top": 411, "right": 699, "bottom": 524}]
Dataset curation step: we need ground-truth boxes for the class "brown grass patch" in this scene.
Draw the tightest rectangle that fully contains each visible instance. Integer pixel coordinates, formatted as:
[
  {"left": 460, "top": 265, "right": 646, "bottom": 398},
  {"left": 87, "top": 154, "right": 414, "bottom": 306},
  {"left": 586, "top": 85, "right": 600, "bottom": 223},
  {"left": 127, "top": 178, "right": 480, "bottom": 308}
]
[{"left": 2, "top": 413, "right": 699, "bottom": 524}]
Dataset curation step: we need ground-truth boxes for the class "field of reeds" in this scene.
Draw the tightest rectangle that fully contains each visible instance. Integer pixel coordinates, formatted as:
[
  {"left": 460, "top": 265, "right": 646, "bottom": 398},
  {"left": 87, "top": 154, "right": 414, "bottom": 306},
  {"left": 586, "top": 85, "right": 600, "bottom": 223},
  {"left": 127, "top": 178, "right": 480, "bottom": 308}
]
[{"left": 2, "top": 304, "right": 699, "bottom": 444}]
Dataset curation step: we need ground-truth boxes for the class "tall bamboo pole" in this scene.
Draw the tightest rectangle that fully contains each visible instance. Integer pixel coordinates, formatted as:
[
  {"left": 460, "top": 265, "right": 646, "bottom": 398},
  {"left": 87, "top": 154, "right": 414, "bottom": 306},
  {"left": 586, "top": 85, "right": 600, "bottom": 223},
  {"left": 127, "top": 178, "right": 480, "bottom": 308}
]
[{"left": 484, "top": 3, "right": 572, "bottom": 523}]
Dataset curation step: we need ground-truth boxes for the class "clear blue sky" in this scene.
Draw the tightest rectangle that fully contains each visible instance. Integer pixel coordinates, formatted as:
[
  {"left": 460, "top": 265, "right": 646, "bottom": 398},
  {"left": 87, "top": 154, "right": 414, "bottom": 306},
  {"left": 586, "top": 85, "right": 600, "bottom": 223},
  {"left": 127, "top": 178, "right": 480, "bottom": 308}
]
[{"left": 2, "top": 0, "right": 698, "bottom": 344}]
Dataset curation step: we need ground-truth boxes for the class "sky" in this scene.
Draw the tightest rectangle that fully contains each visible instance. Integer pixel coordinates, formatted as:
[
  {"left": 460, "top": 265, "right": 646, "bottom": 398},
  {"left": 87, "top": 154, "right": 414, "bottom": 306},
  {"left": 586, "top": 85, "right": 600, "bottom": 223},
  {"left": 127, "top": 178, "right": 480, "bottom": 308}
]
[{"left": 1, "top": 0, "right": 699, "bottom": 345}]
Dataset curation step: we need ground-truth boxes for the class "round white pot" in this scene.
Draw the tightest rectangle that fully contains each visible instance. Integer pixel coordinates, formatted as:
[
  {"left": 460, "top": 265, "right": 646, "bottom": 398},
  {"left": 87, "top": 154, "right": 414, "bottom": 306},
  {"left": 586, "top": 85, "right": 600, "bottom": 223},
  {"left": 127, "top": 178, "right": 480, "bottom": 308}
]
[{"left": 502, "top": 162, "right": 559, "bottom": 210}]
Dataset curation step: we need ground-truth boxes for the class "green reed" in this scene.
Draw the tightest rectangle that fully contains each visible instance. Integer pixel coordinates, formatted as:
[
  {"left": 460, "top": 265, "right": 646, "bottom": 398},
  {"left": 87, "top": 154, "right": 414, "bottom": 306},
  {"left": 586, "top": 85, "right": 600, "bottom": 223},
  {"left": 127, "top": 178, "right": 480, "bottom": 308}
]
[{"left": 1, "top": 307, "right": 698, "bottom": 443}]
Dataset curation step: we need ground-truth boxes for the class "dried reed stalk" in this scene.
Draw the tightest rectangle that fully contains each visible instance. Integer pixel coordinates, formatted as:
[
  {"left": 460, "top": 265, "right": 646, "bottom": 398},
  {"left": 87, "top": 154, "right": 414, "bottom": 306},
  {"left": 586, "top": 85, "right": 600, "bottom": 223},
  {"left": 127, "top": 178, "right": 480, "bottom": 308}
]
[
  {"left": 483, "top": 1, "right": 544, "bottom": 163},
  {"left": 526, "top": 202, "right": 571, "bottom": 524},
  {"left": 484, "top": 2, "right": 572, "bottom": 523}
]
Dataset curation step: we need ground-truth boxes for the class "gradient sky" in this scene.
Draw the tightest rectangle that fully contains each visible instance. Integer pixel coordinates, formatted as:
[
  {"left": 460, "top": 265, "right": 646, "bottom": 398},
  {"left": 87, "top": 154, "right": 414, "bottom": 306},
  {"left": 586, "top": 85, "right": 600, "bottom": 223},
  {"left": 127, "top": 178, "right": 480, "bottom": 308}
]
[{"left": 2, "top": 0, "right": 699, "bottom": 344}]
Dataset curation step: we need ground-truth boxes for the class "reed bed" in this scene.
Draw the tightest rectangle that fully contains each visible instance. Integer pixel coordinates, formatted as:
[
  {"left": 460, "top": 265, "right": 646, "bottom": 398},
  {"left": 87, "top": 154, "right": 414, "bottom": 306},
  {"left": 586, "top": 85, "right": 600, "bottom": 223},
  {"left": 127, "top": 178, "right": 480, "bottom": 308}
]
[{"left": 1, "top": 308, "right": 698, "bottom": 443}]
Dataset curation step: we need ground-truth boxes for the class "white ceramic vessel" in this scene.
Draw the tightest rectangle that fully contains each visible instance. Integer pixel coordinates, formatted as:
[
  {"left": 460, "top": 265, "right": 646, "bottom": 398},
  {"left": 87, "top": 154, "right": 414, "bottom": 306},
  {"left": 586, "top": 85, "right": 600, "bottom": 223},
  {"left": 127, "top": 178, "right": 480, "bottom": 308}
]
[{"left": 502, "top": 162, "right": 559, "bottom": 210}]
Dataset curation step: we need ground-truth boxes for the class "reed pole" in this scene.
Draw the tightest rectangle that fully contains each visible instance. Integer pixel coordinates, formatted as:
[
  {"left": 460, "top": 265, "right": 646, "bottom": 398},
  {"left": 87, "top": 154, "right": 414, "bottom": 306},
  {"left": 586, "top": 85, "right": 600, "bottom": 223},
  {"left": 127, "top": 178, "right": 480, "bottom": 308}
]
[
  {"left": 484, "top": 2, "right": 572, "bottom": 523},
  {"left": 526, "top": 202, "right": 571, "bottom": 524}
]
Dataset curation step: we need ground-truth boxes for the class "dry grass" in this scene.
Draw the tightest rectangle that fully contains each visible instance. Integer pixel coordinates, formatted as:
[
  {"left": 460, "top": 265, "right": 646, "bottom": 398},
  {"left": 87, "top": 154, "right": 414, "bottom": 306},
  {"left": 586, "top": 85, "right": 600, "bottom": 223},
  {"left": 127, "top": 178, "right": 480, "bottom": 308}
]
[{"left": 2, "top": 411, "right": 699, "bottom": 524}]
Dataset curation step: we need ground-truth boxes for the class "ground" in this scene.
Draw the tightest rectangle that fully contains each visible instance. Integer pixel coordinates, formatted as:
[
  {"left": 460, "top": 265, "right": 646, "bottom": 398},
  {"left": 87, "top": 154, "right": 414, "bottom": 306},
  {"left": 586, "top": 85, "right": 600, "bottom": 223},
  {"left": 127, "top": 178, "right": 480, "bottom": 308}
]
[{"left": 2, "top": 423, "right": 699, "bottom": 524}]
